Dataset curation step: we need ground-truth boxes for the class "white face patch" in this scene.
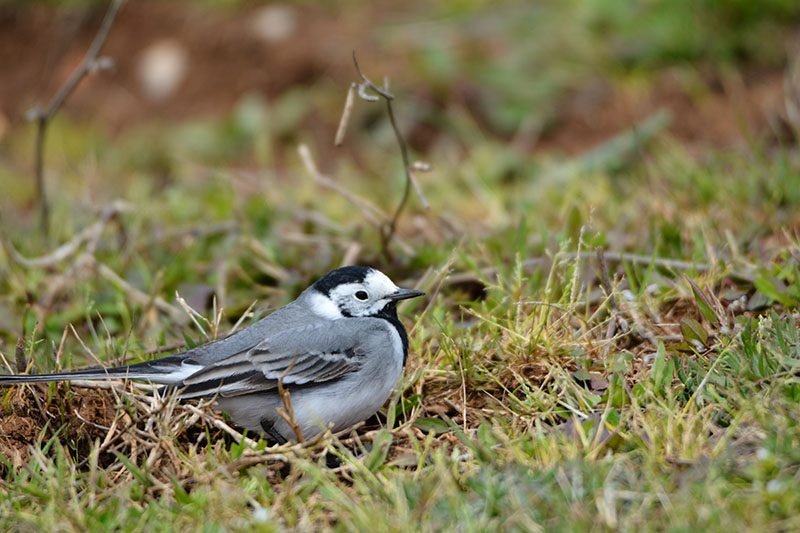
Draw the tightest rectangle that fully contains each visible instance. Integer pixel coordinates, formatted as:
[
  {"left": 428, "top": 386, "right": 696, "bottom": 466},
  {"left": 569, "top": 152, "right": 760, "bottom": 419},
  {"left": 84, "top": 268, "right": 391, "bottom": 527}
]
[
  {"left": 306, "top": 290, "right": 345, "bottom": 320},
  {"left": 363, "top": 270, "right": 400, "bottom": 296},
  {"left": 325, "top": 269, "right": 401, "bottom": 318}
]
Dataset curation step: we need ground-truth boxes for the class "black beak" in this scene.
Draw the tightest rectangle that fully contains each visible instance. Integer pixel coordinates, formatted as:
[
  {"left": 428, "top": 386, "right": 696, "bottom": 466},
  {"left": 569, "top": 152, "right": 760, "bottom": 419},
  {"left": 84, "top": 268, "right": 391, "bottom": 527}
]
[{"left": 387, "top": 288, "right": 426, "bottom": 301}]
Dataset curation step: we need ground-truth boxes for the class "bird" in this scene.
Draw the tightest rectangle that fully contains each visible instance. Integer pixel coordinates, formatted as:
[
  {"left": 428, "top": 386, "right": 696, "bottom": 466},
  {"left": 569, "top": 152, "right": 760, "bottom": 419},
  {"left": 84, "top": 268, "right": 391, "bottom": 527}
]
[{"left": 0, "top": 266, "right": 425, "bottom": 444}]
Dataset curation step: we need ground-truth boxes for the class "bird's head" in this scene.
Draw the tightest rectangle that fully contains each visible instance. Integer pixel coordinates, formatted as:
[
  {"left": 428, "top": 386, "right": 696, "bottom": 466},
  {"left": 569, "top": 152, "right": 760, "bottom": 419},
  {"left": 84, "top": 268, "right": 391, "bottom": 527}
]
[{"left": 306, "top": 266, "right": 424, "bottom": 320}]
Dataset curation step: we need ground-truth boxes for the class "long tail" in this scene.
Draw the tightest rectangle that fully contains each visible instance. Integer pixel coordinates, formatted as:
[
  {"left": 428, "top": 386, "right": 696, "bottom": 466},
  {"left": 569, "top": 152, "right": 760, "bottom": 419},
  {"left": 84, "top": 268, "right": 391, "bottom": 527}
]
[{"left": 0, "top": 357, "right": 201, "bottom": 386}]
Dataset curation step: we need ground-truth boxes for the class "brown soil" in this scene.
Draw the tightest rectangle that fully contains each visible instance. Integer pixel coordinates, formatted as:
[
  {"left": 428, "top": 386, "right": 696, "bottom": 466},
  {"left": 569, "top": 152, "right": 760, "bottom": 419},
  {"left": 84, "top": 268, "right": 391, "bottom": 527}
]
[
  {"left": 0, "top": 2, "right": 374, "bottom": 130},
  {"left": 537, "top": 68, "right": 790, "bottom": 155},
  {"left": 0, "top": 385, "right": 117, "bottom": 466}
]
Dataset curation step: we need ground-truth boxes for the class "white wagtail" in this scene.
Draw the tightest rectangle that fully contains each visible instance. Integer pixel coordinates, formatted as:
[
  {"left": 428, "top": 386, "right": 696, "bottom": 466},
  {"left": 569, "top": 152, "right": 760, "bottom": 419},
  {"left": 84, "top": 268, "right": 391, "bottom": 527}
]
[{"left": 0, "top": 266, "right": 425, "bottom": 443}]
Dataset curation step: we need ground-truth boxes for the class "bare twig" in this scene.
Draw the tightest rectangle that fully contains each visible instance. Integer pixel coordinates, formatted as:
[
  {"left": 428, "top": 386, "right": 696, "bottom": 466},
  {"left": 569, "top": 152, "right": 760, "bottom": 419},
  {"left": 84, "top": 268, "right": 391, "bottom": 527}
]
[
  {"left": 221, "top": 427, "right": 346, "bottom": 474},
  {"left": 183, "top": 404, "right": 259, "bottom": 448},
  {"left": 298, "top": 144, "right": 387, "bottom": 226},
  {"left": 350, "top": 52, "right": 430, "bottom": 259},
  {"left": 76, "top": 399, "right": 168, "bottom": 470},
  {"left": 92, "top": 259, "right": 186, "bottom": 323},
  {"left": 298, "top": 144, "right": 416, "bottom": 256},
  {"left": 230, "top": 300, "right": 258, "bottom": 334},
  {"left": 16, "top": 202, "right": 131, "bottom": 313},
  {"left": 276, "top": 355, "right": 304, "bottom": 443},
  {"left": 334, "top": 83, "right": 357, "bottom": 146},
  {"left": 1, "top": 200, "right": 129, "bottom": 268},
  {"left": 175, "top": 292, "right": 210, "bottom": 339},
  {"left": 27, "top": 0, "right": 124, "bottom": 237},
  {"left": 2, "top": 222, "right": 91, "bottom": 267}
]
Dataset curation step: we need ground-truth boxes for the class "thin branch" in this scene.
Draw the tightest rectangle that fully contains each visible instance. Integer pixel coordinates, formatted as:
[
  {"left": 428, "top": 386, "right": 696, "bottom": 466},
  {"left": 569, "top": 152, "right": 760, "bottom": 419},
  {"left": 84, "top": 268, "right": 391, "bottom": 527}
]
[
  {"left": 175, "top": 292, "right": 210, "bottom": 339},
  {"left": 6, "top": 197, "right": 181, "bottom": 324},
  {"left": 0, "top": 200, "right": 129, "bottom": 268},
  {"left": 352, "top": 52, "right": 394, "bottom": 100},
  {"left": 221, "top": 427, "right": 349, "bottom": 473},
  {"left": 298, "top": 144, "right": 387, "bottom": 226},
  {"left": 37, "top": 2, "right": 123, "bottom": 120},
  {"left": 183, "top": 404, "right": 259, "bottom": 448},
  {"left": 298, "top": 144, "right": 415, "bottom": 256},
  {"left": 27, "top": 0, "right": 124, "bottom": 237},
  {"left": 230, "top": 300, "right": 258, "bottom": 334},
  {"left": 276, "top": 355, "right": 304, "bottom": 443},
  {"left": 351, "top": 51, "right": 430, "bottom": 260},
  {"left": 407, "top": 168, "right": 430, "bottom": 210},
  {"left": 334, "top": 83, "right": 357, "bottom": 146},
  {"left": 75, "top": 397, "right": 169, "bottom": 470},
  {"left": 92, "top": 259, "right": 186, "bottom": 323}
]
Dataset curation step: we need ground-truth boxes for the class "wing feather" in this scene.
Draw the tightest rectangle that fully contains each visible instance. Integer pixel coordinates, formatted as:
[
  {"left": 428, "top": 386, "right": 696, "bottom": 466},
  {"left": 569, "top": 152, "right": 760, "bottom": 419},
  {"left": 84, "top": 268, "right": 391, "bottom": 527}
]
[{"left": 177, "top": 321, "right": 367, "bottom": 399}]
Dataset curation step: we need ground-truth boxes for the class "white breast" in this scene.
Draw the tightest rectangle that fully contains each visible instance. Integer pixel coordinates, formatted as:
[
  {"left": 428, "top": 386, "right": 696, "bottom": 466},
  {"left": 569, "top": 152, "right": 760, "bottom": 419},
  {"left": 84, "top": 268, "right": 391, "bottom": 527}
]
[{"left": 292, "top": 322, "right": 404, "bottom": 437}]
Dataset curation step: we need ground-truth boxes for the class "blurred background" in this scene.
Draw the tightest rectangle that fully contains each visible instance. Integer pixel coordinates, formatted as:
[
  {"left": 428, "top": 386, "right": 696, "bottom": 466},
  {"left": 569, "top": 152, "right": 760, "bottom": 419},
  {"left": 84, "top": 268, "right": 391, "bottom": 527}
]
[
  {"left": 3, "top": 1, "right": 798, "bottom": 186},
  {"left": 2, "top": 1, "right": 797, "bottom": 146},
  {"left": 0, "top": 0, "right": 799, "bottom": 345}
]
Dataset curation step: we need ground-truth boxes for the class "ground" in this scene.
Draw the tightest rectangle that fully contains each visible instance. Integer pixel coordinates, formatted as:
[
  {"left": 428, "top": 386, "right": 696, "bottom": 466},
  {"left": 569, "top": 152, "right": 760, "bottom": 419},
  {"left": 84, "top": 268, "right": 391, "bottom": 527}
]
[{"left": 1, "top": 1, "right": 800, "bottom": 531}]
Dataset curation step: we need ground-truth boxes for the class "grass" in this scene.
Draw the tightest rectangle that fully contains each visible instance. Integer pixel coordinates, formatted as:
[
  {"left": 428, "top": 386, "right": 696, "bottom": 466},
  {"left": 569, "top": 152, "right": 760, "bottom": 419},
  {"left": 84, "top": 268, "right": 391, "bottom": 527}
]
[{"left": 2, "top": 0, "right": 800, "bottom": 531}]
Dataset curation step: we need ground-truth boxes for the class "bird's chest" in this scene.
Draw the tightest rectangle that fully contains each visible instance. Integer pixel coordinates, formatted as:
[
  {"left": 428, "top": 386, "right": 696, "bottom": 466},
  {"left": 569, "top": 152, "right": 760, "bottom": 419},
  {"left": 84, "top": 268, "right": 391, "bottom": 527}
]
[{"left": 296, "top": 325, "right": 405, "bottom": 432}]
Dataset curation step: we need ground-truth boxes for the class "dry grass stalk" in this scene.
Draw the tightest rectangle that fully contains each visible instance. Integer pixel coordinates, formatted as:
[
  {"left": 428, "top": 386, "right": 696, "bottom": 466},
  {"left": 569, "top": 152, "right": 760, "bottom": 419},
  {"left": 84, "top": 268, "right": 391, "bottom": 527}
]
[
  {"left": 276, "top": 355, "right": 305, "bottom": 443},
  {"left": 298, "top": 144, "right": 387, "bottom": 227}
]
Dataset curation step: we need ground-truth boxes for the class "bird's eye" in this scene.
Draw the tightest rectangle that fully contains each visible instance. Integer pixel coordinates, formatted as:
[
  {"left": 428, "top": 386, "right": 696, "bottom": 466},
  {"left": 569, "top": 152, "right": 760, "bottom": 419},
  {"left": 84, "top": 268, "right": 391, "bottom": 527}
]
[{"left": 354, "top": 290, "right": 369, "bottom": 301}]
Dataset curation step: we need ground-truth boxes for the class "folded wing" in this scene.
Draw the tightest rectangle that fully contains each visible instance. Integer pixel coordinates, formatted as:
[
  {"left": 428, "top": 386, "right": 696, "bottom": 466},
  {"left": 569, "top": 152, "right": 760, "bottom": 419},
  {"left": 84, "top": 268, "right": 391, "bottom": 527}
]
[{"left": 176, "top": 321, "right": 367, "bottom": 398}]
